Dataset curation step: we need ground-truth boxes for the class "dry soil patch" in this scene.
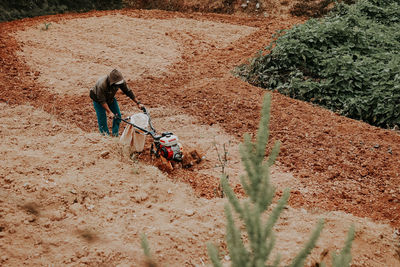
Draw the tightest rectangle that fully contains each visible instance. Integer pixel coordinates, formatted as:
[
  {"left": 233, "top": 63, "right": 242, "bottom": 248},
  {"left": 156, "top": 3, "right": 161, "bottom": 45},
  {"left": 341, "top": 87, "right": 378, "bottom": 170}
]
[
  {"left": 14, "top": 14, "right": 256, "bottom": 95},
  {"left": 1, "top": 103, "right": 399, "bottom": 266}
]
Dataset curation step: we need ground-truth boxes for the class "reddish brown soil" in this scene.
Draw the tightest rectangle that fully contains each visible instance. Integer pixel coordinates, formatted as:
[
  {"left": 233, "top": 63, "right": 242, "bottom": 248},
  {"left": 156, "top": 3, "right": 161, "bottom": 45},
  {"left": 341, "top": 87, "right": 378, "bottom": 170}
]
[{"left": 1, "top": 7, "right": 399, "bottom": 234}]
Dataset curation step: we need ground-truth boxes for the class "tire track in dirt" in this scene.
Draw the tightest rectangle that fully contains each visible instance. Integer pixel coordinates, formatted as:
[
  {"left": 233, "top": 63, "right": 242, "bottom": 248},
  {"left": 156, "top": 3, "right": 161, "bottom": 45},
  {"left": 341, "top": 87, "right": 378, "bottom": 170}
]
[{"left": 1, "top": 9, "right": 400, "bottom": 228}]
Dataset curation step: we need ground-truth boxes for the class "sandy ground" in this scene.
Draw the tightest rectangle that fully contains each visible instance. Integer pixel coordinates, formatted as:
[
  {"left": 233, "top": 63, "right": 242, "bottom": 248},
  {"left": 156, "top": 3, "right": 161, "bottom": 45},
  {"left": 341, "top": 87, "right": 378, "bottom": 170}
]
[
  {"left": 0, "top": 8, "right": 400, "bottom": 267},
  {"left": 15, "top": 15, "right": 255, "bottom": 96},
  {"left": 1, "top": 104, "right": 399, "bottom": 266}
]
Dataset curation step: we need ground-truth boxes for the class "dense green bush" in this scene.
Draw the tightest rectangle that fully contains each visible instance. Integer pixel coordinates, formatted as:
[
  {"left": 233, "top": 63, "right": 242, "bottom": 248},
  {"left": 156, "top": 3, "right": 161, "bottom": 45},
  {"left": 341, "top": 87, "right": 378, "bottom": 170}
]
[
  {"left": 0, "top": 0, "right": 123, "bottom": 22},
  {"left": 290, "top": 0, "right": 356, "bottom": 18},
  {"left": 239, "top": 0, "right": 400, "bottom": 128}
]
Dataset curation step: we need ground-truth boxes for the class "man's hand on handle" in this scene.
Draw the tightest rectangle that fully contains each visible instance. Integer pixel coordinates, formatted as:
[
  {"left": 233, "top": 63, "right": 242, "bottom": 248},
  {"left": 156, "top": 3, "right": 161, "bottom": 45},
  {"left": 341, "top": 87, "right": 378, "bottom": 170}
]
[
  {"left": 135, "top": 100, "right": 144, "bottom": 110},
  {"left": 101, "top": 102, "right": 116, "bottom": 120},
  {"left": 107, "top": 111, "right": 116, "bottom": 120}
]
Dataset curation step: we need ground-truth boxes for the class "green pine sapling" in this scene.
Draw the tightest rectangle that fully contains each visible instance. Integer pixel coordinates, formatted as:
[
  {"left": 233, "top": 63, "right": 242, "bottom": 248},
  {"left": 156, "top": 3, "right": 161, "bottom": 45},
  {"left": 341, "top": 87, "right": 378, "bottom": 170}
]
[{"left": 207, "top": 93, "right": 354, "bottom": 266}]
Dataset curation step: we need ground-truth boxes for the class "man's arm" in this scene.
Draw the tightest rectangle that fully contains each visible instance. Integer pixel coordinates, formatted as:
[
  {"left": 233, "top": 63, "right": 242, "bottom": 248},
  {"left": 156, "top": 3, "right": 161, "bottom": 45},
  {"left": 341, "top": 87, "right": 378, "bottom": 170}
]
[
  {"left": 101, "top": 102, "right": 115, "bottom": 118},
  {"left": 120, "top": 83, "right": 141, "bottom": 107}
]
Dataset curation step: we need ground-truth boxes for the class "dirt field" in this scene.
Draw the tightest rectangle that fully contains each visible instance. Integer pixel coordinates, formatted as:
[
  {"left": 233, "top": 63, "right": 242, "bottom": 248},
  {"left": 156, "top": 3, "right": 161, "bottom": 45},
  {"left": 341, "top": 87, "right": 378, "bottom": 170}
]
[{"left": 1, "top": 7, "right": 400, "bottom": 267}]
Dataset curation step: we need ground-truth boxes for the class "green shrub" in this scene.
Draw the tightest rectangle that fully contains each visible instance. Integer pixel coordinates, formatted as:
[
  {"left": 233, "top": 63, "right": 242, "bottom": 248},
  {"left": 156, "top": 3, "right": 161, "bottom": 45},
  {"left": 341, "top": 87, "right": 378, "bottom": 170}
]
[
  {"left": 239, "top": 0, "right": 400, "bottom": 128},
  {"left": 290, "top": 0, "right": 356, "bottom": 18},
  {"left": 0, "top": 0, "right": 123, "bottom": 22}
]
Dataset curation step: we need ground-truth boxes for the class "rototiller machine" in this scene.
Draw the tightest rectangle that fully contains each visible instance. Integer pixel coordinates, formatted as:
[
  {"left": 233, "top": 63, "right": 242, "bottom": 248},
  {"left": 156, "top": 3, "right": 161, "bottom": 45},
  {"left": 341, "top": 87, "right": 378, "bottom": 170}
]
[{"left": 117, "top": 107, "right": 184, "bottom": 167}]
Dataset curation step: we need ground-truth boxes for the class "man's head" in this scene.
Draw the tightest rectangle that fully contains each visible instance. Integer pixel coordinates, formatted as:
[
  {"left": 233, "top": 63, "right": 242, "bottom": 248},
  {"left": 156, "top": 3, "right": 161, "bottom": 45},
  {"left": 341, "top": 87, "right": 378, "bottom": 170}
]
[{"left": 109, "top": 69, "right": 124, "bottom": 85}]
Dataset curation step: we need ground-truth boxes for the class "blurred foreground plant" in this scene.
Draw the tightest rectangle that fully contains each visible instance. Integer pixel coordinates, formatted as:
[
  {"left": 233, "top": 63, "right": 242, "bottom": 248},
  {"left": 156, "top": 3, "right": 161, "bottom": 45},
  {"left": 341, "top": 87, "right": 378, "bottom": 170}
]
[
  {"left": 207, "top": 93, "right": 354, "bottom": 267},
  {"left": 141, "top": 233, "right": 158, "bottom": 267}
]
